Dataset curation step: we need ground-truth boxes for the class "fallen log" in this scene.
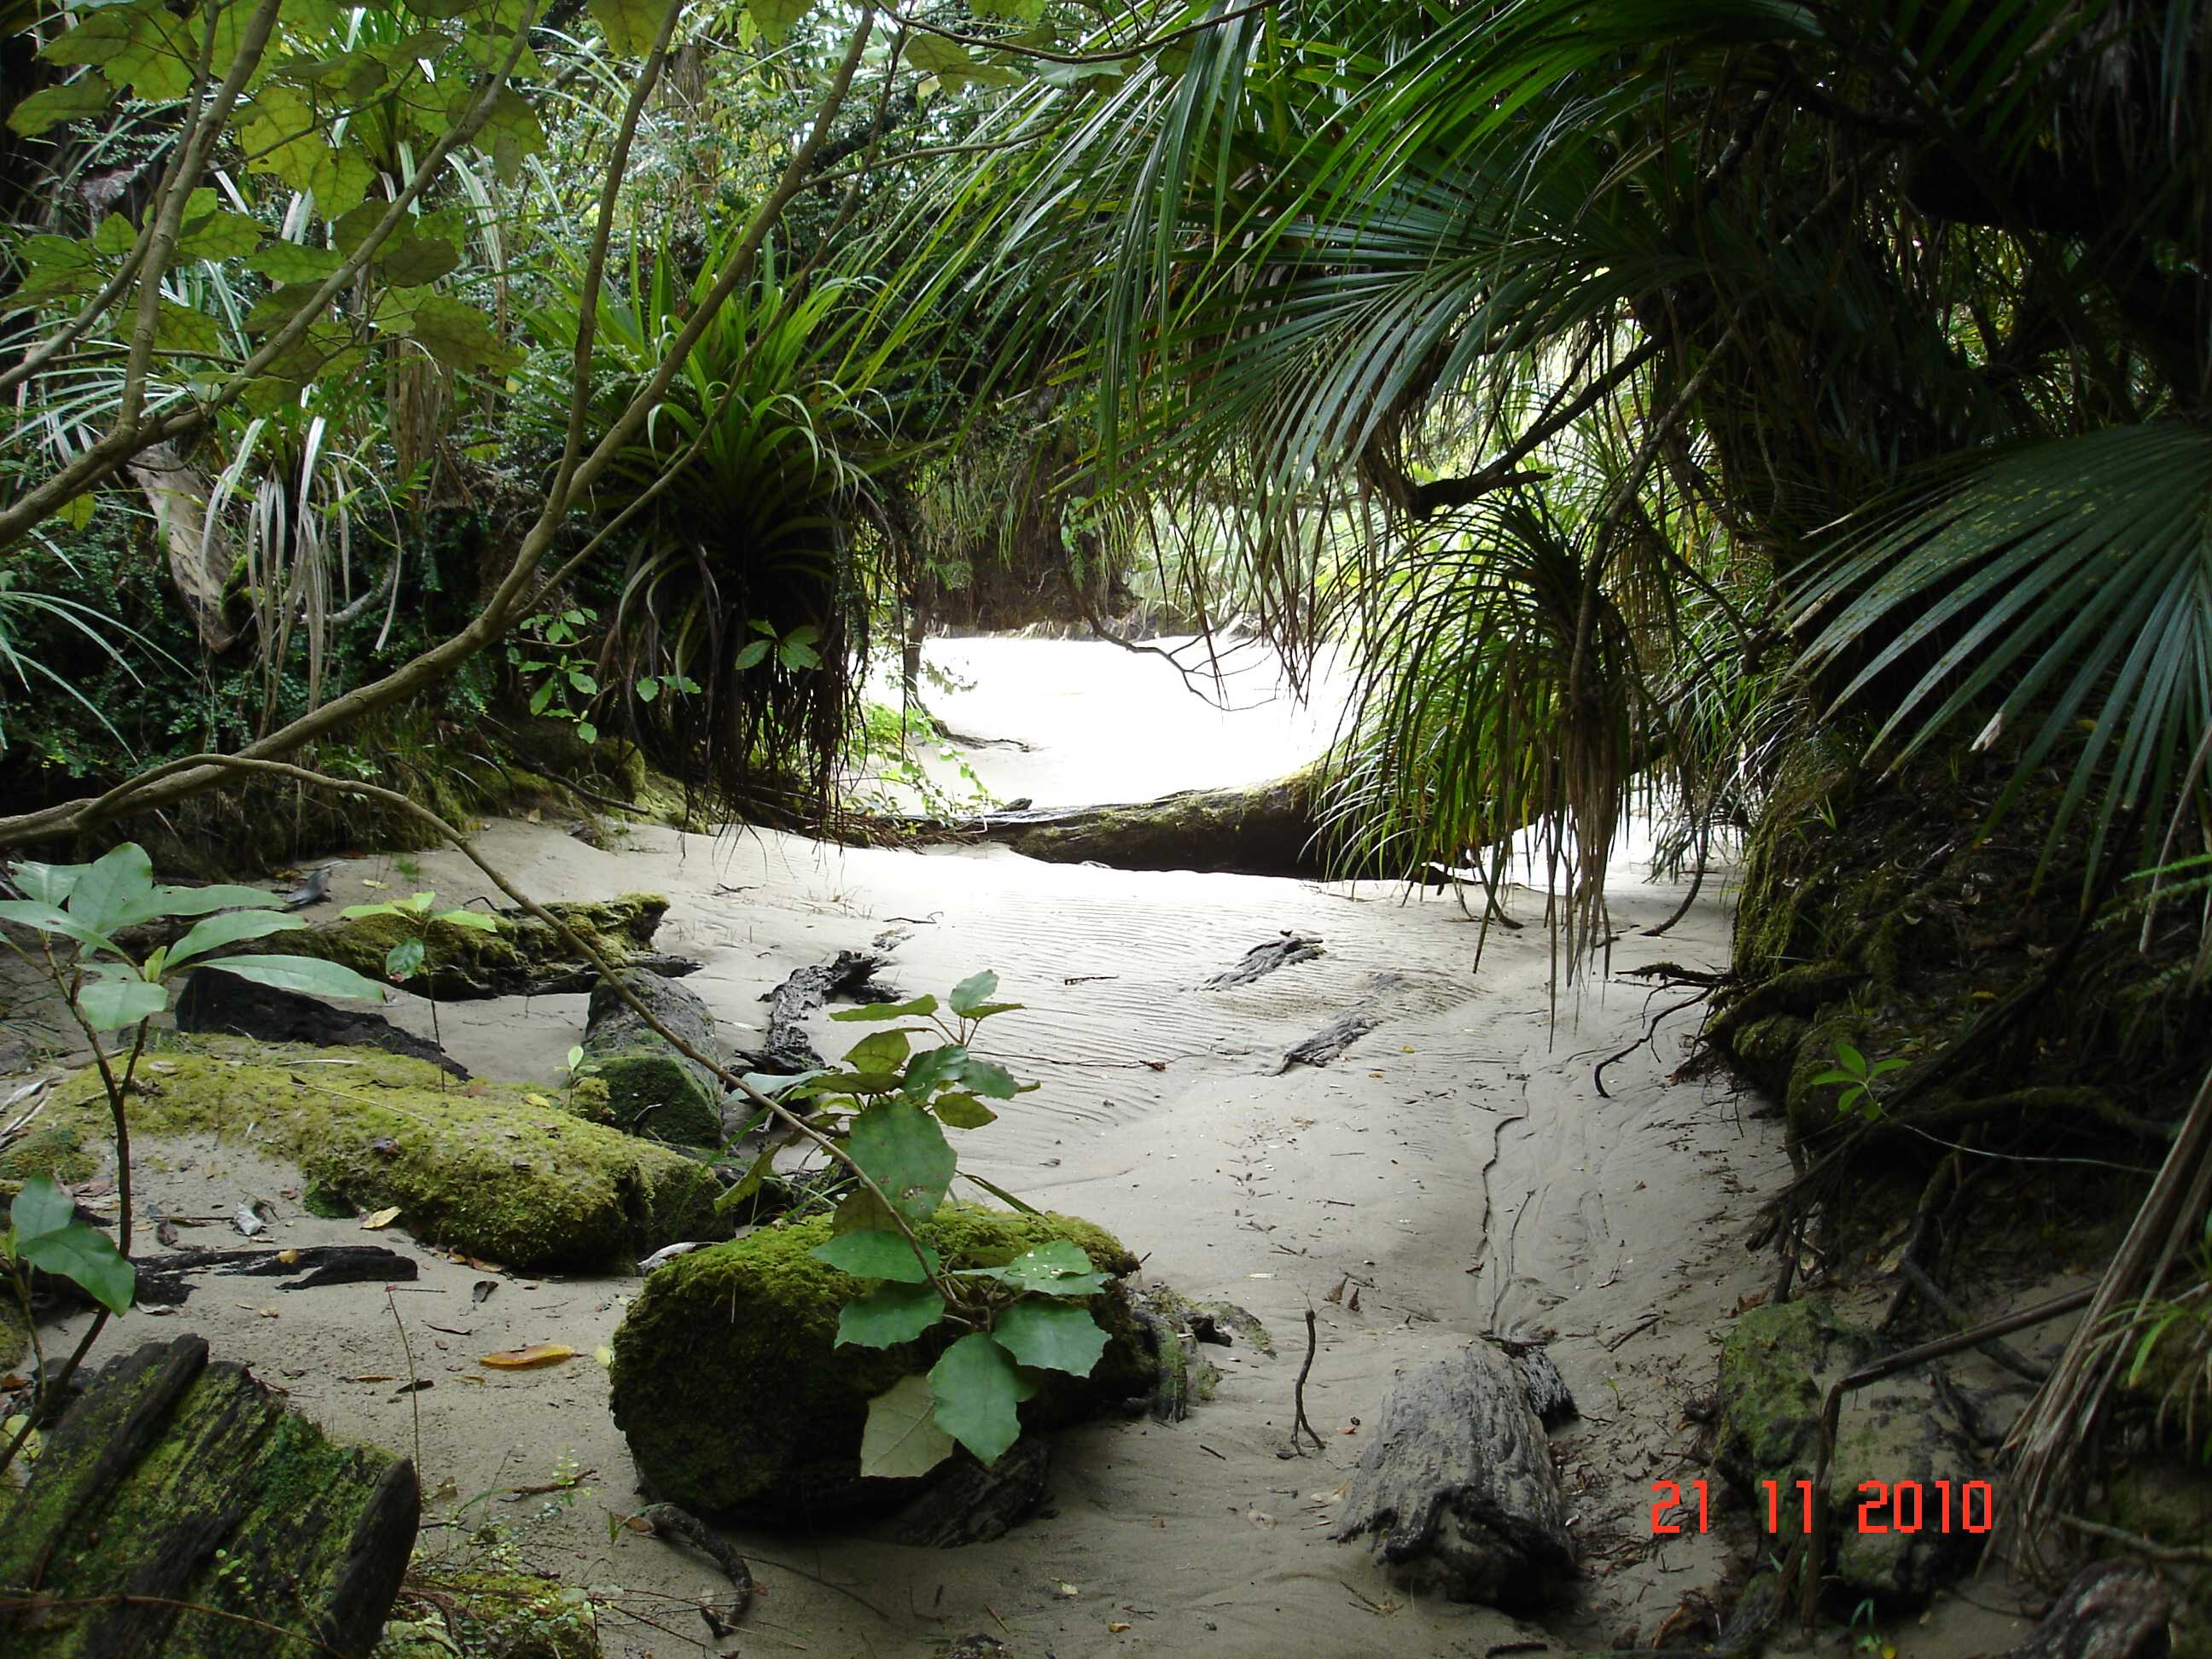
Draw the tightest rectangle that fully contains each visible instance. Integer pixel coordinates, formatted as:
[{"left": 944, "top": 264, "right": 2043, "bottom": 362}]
[
  {"left": 176, "top": 966, "right": 468, "bottom": 1078},
  {"left": 1271, "top": 975, "right": 1402, "bottom": 1074},
  {"left": 130, "top": 1243, "right": 419, "bottom": 1306},
  {"left": 0, "top": 1334, "right": 417, "bottom": 1657},
  {"left": 583, "top": 969, "right": 725, "bottom": 1146},
  {"left": 940, "top": 765, "right": 1325, "bottom": 878},
  {"left": 1331, "top": 1342, "right": 1576, "bottom": 1610}
]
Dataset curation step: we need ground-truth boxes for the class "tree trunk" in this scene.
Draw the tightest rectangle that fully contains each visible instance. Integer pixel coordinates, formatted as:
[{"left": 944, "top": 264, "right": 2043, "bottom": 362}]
[{"left": 953, "top": 764, "right": 1325, "bottom": 877}]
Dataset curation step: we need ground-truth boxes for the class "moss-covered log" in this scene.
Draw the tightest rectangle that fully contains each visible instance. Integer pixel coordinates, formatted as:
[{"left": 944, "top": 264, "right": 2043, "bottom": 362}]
[
  {"left": 956, "top": 764, "right": 1324, "bottom": 876},
  {"left": 34, "top": 1039, "right": 725, "bottom": 1270},
  {"left": 581, "top": 969, "right": 725, "bottom": 1145},
  {"left": 0, "top": 1334, "right": 416, "bottom": 1657},
  {"left": 254, "top": 893, "right": 686, "bottom": 1000},
  {"left": 608, "top": 1203, "right": 1153, "bottom": 1518}
]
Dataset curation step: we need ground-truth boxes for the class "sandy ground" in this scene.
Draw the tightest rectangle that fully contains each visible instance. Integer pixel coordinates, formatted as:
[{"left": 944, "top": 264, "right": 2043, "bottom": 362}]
[{"left": 4, "top": 643, "right": 2051, "bottom": 1656}]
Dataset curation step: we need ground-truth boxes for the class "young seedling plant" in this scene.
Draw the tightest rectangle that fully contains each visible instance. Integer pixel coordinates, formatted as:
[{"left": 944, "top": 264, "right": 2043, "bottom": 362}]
[
  {"left": 1811, "top": 1042, "right": 1906, "bottom": 1124},
  {"left": 760, "top": 971, "right": 1113, "bottom": 1479},
  {"left": 336, "top": 888, "right": 498, "bottom": 1082},
  {"left": 0, "top": 842, "right": 388, "bottom": 1475}
]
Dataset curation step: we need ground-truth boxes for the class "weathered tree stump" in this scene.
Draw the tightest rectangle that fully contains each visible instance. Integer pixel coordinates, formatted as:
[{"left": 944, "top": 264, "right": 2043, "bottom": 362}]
[
  {"left": 583, "top": 970, "right": 725, "bottom": 1146},
  {"left": 1331, "top": 1342, "right": 1576, "bottom": 1610},
  {"left": 2001, "top": 1561, "right": 2174, "bottom": 1658},
  {"left": 0, "top": 1334, "right": 418, "bottom": 1657},
  {"left": 177, "top": 967, "right": 467, "bottom": 1078}
]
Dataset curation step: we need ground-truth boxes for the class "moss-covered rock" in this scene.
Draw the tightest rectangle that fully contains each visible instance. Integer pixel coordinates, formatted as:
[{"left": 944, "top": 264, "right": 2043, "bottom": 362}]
[
  {"left": 376, "top": 1569, "right": 600, "bottom": 1658},
  {"left": 609, "top": 1204, "right": 1152, "bottom": 1518},
  {"left": 40, "top": 1039, "right": 724, "bottom": 1270},
  {"left": 257, "top": 894, "right": 670, "bottom": 999},
  {"left": 1716, "top": 1298, "right": 1982, "bottom": 1606},
  {"left": 580, "top": 971, "right": 723, "bottom": 1146},
  {"left": 0, "top": 1122, "right": 100, "bottom": 1185},
  {"left": 0, "top": 1286, "right": 26, "bottom": 1371}
]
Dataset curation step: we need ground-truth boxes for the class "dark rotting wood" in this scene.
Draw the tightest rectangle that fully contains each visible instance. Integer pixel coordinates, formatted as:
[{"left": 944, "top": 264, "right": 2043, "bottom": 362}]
[
  {"left": 129, "top": 1244, "right": 419, "bottom": 1307},
  {"left": 1330, "top": 1342, "right": 1577, "bottom": 1610},
  {"left": 744, "top": 950, "right": 905, "bottom": 1074},
  {"left": 1998, "top": 1560, "right": 2174, "bottom": 1658},
  {"left": 176, "top": 968, "right": 468, "bottom": 1078},
  {"left": 1202, "top": 932, "right": 1324, "bottom": 989},
  {"left": 1271, "top": 979, "right": 1400, "bottom": 1074},
  {"left": 1499, "top": 1342, "right": 1578, "bottom": 1429},
  {"left": 632, "top": 1502, "right": 753, "bottom": 1622},
  {"left": 0, "top": 1335, "right": 417, "bottom": 1658}
]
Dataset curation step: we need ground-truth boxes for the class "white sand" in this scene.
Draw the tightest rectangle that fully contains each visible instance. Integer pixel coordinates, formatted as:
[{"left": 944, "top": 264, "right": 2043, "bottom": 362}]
[{"left": 14, "top": 643, "right": 1936, "bottom": 1656}]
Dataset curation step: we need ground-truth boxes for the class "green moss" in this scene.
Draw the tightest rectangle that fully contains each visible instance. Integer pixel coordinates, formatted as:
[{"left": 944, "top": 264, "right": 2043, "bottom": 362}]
[
  {"left": 586, "top": 1051, "right": 720, "bottom": 1146},
  {"left": 608, "top": 1203, "right": 1149, "bottom": 1516},
  {"left": 40, "top": 1039, "right": 724, "bottom": 1270},
  {"left": 376, "top": 1569, "right": 600, "bottom": 1658},
  {"left": 1714, "top": 1298, "right": 1870, "bottom": 1499},
  {"left": 0, "top": 1289, "right": 26, "bottom": 1371},
  {"left": 256, "top": 894, "right": 669, "bottom": 999},
  {"left": 0, "top": 1123, "right": 100, "bottom": 1185}
]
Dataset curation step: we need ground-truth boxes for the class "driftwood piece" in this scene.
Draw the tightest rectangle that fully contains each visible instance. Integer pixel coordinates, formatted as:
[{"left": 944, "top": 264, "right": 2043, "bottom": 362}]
[
  {"left": 176, "top": 966, "right": 468, "bottom": 1078},
  {"left": 584, "top": 970, "right": 725, "bottom": 1146},
  {"left": 1331, "top": 1343, "right": 1576, "bottom": 1610},
  {"left": 130, "top": 1243, "right": 419, "bottom": 1307},
  {"left": 1202, "top": 932, "right": 1324, "bottom": 990},
  {"left": 2000, "top": 1561, "right": 2174, "bottom": 1659},
  {"left": 1271, "top": 975, "right": 1403, "bottom": 1074},
  {"left": 743, "top": 950, "right": 905, "bottom": 1073},
  {"left": 0, "top": 1334, "right": 417, "bottom": 1657}
]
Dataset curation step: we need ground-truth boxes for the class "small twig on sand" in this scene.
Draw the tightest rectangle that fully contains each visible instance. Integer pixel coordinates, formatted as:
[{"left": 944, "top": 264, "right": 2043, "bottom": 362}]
[
  {"left": 1290, "top": 1308, "right": 1326, "bottom": 1454},
  {"left": 387, "top": 1286, "right": 423, "bottom": 1480},
  {"left": 633, "top": 1502, "right": 754, "bottom": 1632}
]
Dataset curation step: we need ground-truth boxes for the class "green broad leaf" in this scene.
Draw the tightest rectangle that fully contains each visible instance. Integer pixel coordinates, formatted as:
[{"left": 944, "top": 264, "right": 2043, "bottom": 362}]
[
  {"left": 960, "top": 1171, "right": 1042, "bottom": 1215},
  {"left": 634, "top": 676, "right": 660, "bottom": 702},
  {"left": 374, "top": 290, "right": 518, "bottom": 375},
  {"left": 100, "top": 0, "right": 198, "bottom": 100},
  {"left": 748, "top": 620, "right": 778, "bottom": 636},
  {"left": 65, "top": 842, "right": 154, "bottom": 933},
  {"left": 732, "top": 639, "right": 771, "bottom": 671},
  {"left": 832, "top": 1186, "right": 903, "bottom": 1237},
  {"left": 459, "top": 85, "right": 544, "bottom": 184},
  {"left": 201, "top": 954, "right": 391, "bottom": 1003},
  {"left": 959, "top": 1059, "right": 1022, "bottom": 1100},
  {"left": 154, "top": 300, "right": 224, "bottom": 358},
  {"left": 8, "top": 74, "right": 114, "bottom": 136},
  {"left": 9, "top": 1174, "right": 75, "bottom": 1240},
  {"left": 167, "top": 908, "right": 306, "bottom": 967},
  {"left": 901, "top": 1045, "right": 968, "bottom": 1097},
  {"left": 575, "top": 721, "right": 598, "bottom": 745},
  {"left": 385, "top": 937, "right": 428, "bottom": 980},
  {"left": 1033, "top": 57, "right": 1127, "bottom": 87},
  {"left": 74, "top": 973, "right": 166, "bottom": 1031},
  {"left": 934, "top": 1092, "right": 997, "bottom": 1130},
  {"left": 741, "top": 1067, "right": 831, "bottom": 1097},
  {"left": 969, "top": 0, "right": 1044, "bottom": 20},
  {"left": 960, "top": 1240, "right": 1107, "bottom": 1297},
  {"left": 713, "top": 1145, "right": 779, "bottom": 1214},
  {"left": 836, "top": 1282, "right": 948, "bottom": 1348},
  {"left": 744, "top": 0, "right": 812, "bottom": 45},
  {"left": 568, "top": 669, "right": 598, "bottom": 696},
  {"left": 948, "top": 969, "right": 998, "bottom": 1016},
  {"left": 377, "top": 231, "right": 460, "bottom": 288},
  {"left": 176, "top": 208, "right": 261, "bottom": 263},
  {"left": 847, "top": 1098, "right": 955, "bottom": 1221},
  {"left": 9, "top": 236, "right": 100, "bottom": 306},
  {"left": 811, "top": 1229, "right": 941, "bottom": 1284},
  {"left": 586, "top": 0, "right": 662, "bottom": 55},
  {"left": 20, "top": 1217, "right": 135, "bottom": 1316},
  {"left": 246, "top": 242, "right": 343, "bottom": 284},
  {"left": 835, "top": 1070, "right": 905, "bottom": 1096},
  {"left": 927, "top": 1332, "right": 1034, "bottom": 1467},
  {"left": 992, "top": 1301, "right": 1109, "bottom": 1376},
  {"left": 55, "top": 493, "right": 96, "bottom": 530},
  {"left": 242, "top": 281, "right": 324, "bottom": 337},
  {"left": 777, "top": 638, "right": 821, "bottom": 671},
  {"left": 0, "top": 899, "right": 121, "bottom": 957},
  {"left": 844, "top": 1028, "right": 911, "bottom": 1071},
  {"left": 858, "top": 1374, "right": 955, "bottom": 1480},
  {"left": 120, "top": 882, "right": 288, "bottom": 925},
  {"left": 9, "top": 860, "right": 79, "bottom": 906},
  {"left": 92, "top": 212, "right": 137, "bottom": 255},
  {"left": 830, "top": 994, "right": 939, "bottom": 1023},
  {"left": 1835, "top": 1043, "right": 1866, "bottom": 1074},
  {"left": 436, "top": 910, "right": 499, "bottom": 932}
]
